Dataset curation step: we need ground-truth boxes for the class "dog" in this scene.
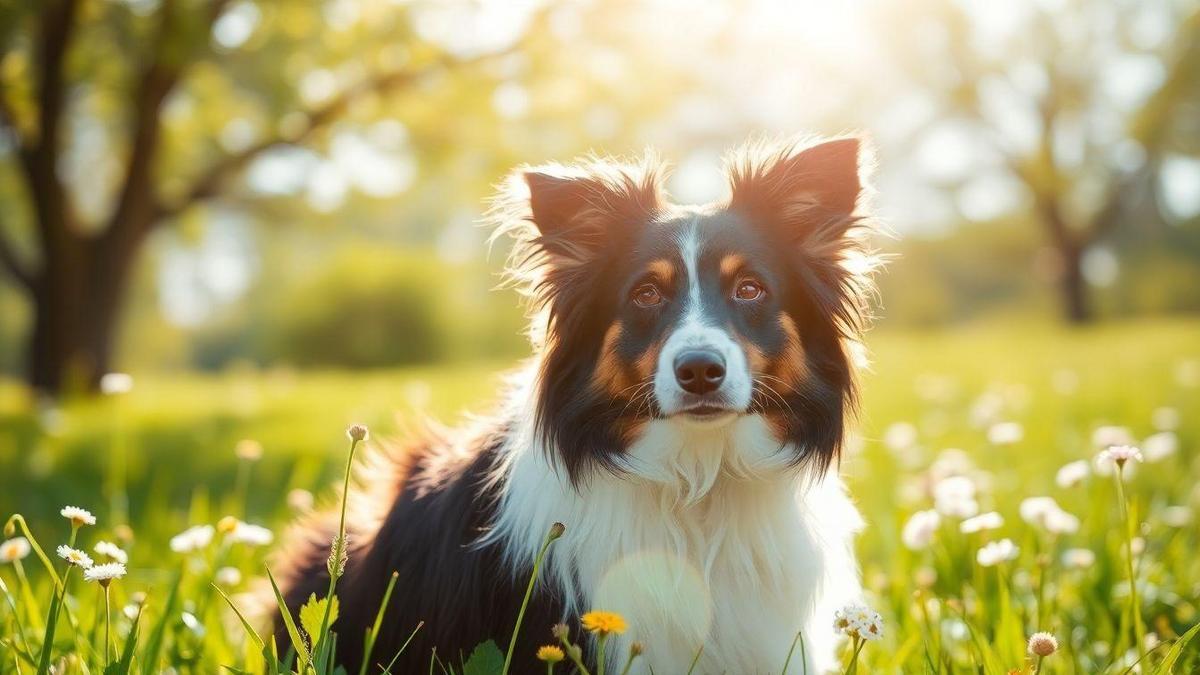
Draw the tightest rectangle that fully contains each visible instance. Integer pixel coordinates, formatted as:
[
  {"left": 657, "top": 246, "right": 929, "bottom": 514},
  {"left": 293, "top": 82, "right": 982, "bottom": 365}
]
[{"left": 270, "top": 136, "right": 879, "bottom": 674}]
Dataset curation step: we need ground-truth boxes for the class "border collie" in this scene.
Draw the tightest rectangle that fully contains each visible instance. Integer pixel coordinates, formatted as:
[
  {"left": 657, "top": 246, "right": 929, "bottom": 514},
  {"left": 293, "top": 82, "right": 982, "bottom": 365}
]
[{"left": 271, "top": 136, "right": 879, "bottom": 674}]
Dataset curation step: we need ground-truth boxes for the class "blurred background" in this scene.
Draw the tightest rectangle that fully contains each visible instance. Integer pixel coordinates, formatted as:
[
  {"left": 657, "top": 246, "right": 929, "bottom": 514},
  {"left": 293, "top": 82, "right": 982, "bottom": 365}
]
[{"left": 0, "top": 0, "right": 1197, "bottom": 391}]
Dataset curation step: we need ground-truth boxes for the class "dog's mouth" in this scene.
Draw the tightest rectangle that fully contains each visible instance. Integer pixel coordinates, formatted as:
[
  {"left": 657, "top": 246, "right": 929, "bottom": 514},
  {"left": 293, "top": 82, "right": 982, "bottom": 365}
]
[{"left": 675, "top": 402, "right": 740, "bottom": 421}]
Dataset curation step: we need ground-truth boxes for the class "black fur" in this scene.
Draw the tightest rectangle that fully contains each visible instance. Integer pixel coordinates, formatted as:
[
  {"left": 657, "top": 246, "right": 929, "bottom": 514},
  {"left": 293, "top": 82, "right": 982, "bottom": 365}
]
[{"left": 274, "top": 425, "right": 571, "bottom": 674}]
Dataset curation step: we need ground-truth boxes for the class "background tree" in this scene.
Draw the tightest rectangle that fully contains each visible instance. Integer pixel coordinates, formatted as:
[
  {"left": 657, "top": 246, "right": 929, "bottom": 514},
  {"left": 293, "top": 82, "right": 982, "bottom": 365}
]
[
  {"left": 0, "top": 0, "right": 540, "bottom": 394},
  {"left": 880, "top": 0, "right": 1200, "bottom": 323}
]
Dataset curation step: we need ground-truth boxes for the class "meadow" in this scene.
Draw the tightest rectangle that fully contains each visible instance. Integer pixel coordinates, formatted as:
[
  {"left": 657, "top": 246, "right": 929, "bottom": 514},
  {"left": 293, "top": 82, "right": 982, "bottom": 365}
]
[{"left": 0, "top": 319, "right": 1198, "bottom": 673}]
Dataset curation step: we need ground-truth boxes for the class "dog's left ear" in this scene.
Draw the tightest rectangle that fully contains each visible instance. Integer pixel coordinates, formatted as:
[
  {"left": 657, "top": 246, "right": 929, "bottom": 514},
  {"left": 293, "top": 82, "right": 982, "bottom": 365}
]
[
  {"left": 727, "top": 136, "right": 879, "bottom": 337},
  {"left": 727, "top": 136, "right": 868, "bottom": 232}
]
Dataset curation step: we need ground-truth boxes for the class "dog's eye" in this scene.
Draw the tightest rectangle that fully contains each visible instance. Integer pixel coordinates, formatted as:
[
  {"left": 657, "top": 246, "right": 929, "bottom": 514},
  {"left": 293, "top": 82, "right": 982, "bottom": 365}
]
[
  {"left": 632, "top": 283, "right": 663, "bottom": 307},
  {"left": 734, "top": 278, "right": 766, "bottom": 302}
]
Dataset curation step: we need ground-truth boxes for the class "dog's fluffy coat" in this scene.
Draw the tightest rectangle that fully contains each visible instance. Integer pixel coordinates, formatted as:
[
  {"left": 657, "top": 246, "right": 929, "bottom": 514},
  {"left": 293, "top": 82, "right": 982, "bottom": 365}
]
[{"left": 270, "top": 136, "right": 880, "bottom": 674}]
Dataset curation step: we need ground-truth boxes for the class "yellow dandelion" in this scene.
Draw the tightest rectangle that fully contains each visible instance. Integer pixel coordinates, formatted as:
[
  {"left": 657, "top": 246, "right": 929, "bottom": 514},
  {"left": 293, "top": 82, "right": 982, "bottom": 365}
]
[
  {"left": 581, "top": 610, "right": 627, "bottom": 635},
  {"left": 536, "top": 645, "right": 564, "bottom": 663}
]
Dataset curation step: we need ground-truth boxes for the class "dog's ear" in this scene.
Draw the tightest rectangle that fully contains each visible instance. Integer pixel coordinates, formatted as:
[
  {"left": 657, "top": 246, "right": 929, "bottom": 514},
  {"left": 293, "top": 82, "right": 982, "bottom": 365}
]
[
  {"left": 492, "top": 158, "right": 662, "bottom": 278},
  {"left": 728, "top": 136, "right": 866, "bottom": 224},
  {"left": 522, "top": 170, "right": 611, "bottom": 266},
  {"left": 727, "top": 136, "right": 880, "bottom": 337}
]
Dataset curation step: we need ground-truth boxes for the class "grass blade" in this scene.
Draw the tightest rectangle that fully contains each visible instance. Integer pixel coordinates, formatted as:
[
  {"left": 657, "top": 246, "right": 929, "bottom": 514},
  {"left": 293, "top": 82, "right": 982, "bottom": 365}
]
[
  {"left": 1151, "top": 622, "right": 1200, "bottom": 675},
  {"left": 212, "top": 584, "right": 265, "bottom": 651},
  {"left": 358, "top": 571, "right": 399, "bottom": 675},
  {"left": 265, "top": 568, "right": 311, "bottom": 667},
  {"left": 139, "top": 568, "right": 183, "bottom": 675}
]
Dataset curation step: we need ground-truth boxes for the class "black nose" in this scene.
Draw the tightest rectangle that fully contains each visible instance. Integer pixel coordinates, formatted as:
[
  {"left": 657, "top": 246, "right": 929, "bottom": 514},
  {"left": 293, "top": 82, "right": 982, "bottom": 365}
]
[{"left": 674, "top": 350, "right": 726, "bottom": 395}]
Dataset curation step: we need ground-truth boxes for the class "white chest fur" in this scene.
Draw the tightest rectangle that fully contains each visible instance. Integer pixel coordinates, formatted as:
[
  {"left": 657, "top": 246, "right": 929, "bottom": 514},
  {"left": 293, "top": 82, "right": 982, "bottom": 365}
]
[{"left": 490, "top": 414, "right": 864, "bottom": 674}]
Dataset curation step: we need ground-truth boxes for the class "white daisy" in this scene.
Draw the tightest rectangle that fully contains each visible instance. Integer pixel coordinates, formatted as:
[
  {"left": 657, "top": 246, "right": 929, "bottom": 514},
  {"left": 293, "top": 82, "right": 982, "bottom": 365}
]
[
  {"left": 833, "top": 602, "right": 884, "bottom": 642},
  {"left": 1055, "top": 460, "right": 1089, "bottom": 488},
  {"left": 883, "top": 422, "right": 918, "bottom": 452},
  {"left": 94, "top": 540, "right": 128, "bottom": 564},
  {"left": 99, "top": 372, "right": 134, "bottom": 395},
  {"left": 228, "top": 522, "right": 273, "bottom": 547},
  {"left": 57, "top": 545, "right": 94, "bottom": 568},
  {"left": 976, "top": 538, "right": 1018, "bottom": 567},
  {"left": 901, "top": 510, "right": 941, "bottom": 550},
  {"left": 960, "top": 511, "right": 1004, "bottom": 534},
  {"left": 0, "top": 537, "right": 32, "bottom": 563},
  {"left": 1020, "top": 497, "right": 1080, "bottom": 535},
  {"left": 986, "top": 421, "right": 1024, "bottom": 446},
  {"left": 287, "top": 489, "right": 315, "bottom": 513},
  {"left": 1061, "top": 548, "right": 1096, "bottom": 569},
  {"left": 1097, "top": 445, "right": 1143, "bottom": 469},
  {"left": 83, "top": 562, "right": 126, "bottom": 585},
  {"left": 933, "top": 476, "right": 979, "bottom": 518},
  {"left": 169, "top": 525, "right": 215, "bottom": 553},
  {"left": 60, "top": 506, "right": 96, "bottom": 527},
  {"left": 215, "top": 566, "right": 243, "bottom": 586},
  {"left": 1142, "top": 432, "right": 1177, "bottom": 462}
]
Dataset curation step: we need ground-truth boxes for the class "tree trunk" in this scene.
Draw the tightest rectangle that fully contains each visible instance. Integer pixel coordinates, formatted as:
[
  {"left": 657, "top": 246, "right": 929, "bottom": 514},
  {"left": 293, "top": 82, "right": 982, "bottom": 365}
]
[
  {"left": 1058, "top": 243, "right": 1092, "bottom": 324},
  {"left": 26, "top": 233, "right": 139, "bottom": 394}
]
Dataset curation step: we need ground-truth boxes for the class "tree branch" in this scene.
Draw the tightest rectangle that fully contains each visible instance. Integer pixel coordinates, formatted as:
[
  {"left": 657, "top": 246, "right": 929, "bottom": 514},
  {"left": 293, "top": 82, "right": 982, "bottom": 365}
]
[
  {"left": 154, "top": 50, "right": 501, "bottom": 221},
  {"left": 106, "top": 0, "right": 233, "bottom": 237}
]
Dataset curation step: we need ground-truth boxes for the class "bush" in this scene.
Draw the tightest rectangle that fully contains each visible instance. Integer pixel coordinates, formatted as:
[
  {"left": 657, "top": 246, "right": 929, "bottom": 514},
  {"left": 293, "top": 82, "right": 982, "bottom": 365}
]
[{"left": 268, "top": 248, "right": 447, "bottom": 368}]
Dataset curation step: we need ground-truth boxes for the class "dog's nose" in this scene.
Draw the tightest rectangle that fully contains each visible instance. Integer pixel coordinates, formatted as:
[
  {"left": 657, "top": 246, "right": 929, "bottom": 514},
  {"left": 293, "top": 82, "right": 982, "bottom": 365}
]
[{"left": 674, "top": 350, "right": 726, "bottom": 395}]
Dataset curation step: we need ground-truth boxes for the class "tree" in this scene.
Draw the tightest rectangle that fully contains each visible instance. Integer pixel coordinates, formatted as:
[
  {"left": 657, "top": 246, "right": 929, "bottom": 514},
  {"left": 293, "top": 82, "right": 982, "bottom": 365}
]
[
  {"left": 880, "top": 0, "right": 1200, "bottom": 323},
  {"left": 0, "top": 0, "right": 530, "bottom": 393}
]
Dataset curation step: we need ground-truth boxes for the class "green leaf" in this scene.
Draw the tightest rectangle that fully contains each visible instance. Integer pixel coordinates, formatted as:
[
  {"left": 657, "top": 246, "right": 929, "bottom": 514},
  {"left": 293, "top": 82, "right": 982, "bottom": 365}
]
[
  {"left": 299, "top": 593, "right": 339, "bottom": 651},
  {"left": 1153, "top": 622, "right": 1200, "bottom": 675},
  {"left": 461, "top": 640, "right": 504, "bottom": 675}
]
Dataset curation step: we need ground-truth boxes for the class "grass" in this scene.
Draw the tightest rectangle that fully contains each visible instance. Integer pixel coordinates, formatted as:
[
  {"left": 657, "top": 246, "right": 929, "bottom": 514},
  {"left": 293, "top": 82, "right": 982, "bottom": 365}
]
[{"left": 0, "top": 318, "right": 1198, "bottom": 672}]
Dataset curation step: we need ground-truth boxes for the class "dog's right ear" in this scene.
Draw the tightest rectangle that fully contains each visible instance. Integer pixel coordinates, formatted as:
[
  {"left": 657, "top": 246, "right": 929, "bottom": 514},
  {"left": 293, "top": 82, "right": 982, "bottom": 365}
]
[
  {"left": 523, "top": 170, "right": 610, "bottom": 267},
  {"left": 490, "top": 157, "right": 662, "bottom": 309}
]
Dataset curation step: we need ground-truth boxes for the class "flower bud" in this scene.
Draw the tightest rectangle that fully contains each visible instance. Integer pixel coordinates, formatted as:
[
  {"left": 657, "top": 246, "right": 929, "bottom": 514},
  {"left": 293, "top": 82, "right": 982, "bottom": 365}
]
[
  {"left": 347, "top": 424, "right": 369, "bottom": 442},
  {"left": 1027, "top": 632, "right": 1058, "bottom": 657}
]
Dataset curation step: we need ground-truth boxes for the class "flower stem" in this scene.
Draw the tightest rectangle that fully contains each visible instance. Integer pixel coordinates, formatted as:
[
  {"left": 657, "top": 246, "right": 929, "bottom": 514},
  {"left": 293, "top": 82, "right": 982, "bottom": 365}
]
[
  {"left": 104, "top": 585, "right": 112, "bottom": 667},
  {"left": 313, "top": 434, "right": 362, "bottom": 670},
  {"left": 596, "top": 634, "right": 609, "bottom": 675},
  {"left": 1115, "top": 467, "right": 1146, "bottom": 664},
  {"left": 845, "top": 637, "right": 864, "bottom": 675},
  {"left": 1033, "top": 654, "right": 1044, "bottom": 674},
  {"left": 557, "top": 634, "right": 592, "bottom": 675},
  {"left": 780, "top": 630, "right": 804, "bottom": 675},
  {"left": 501, "top": 523, "right": 562, "bottom": 675}
]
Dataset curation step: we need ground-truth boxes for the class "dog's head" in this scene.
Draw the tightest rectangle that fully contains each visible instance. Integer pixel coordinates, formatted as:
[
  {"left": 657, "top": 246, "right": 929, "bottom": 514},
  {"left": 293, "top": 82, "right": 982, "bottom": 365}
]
[{"left": 493, "top": 137, "right": 879, "bottom": 485}]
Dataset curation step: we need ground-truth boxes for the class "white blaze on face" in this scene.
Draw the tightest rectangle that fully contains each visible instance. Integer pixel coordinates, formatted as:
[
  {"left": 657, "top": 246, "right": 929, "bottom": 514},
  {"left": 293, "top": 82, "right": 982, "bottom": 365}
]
[{"left": 653, "top": 222, "right": 753, "bottom": 417}]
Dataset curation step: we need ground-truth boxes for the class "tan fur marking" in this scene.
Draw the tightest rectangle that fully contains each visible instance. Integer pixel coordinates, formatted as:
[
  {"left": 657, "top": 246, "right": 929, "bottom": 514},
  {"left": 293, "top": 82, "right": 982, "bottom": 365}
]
[
  {"left": 593, "top": 322, "right": 629, "bottom": 396},
  {"left": 646, "top": 259, "right": 674, "bottom": 286},
  {"left": 769, "top": 314, "right": 809, "bottom": 392},
  {"left": 634, "top": 340, "right": 660, "bottom": 384},
  {"left": 719, "top": 253, "right": 746, "bottom": 278}
]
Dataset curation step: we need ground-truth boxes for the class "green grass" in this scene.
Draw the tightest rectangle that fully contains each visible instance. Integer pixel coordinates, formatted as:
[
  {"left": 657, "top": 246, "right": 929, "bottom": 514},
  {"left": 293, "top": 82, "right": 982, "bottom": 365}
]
[{"left": 1, "top": 319, "right": 1198, "bottom": 673}]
